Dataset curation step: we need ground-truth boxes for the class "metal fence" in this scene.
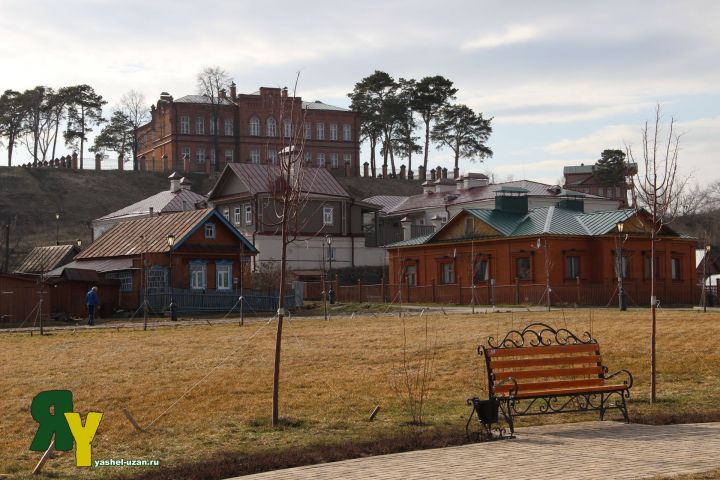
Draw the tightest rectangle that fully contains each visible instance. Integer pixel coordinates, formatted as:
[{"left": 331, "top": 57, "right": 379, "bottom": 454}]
[
  {"left": 148, "top": 288, "right": 297, "bottom": 314},
  {"left": 304, "top": 280, "right": 705, "bottom": 307}
]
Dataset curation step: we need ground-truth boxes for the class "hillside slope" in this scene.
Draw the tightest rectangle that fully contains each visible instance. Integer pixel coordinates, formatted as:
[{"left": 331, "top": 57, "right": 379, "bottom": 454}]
[{"left": 0, "top": 167, "right": 422, "bottom": 270}]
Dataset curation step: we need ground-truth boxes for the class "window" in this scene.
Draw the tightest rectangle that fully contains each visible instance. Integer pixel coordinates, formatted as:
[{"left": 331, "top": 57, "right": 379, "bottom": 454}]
[
  {"left": 204, "top": 222, "right": 216, "bottom": 239},
  {"left": 224, "top": 119, "right": 233, "bottom": 136},
  {"left": 344, "top": 153, "right": 352, "bottom": 166},
  {"left": 330, "top": 153, "right": 338, "bottom": 168},
  {"left": 181, "top": 147, "right": 191, "bottom": 161},
  {"left": 303, "top": 152, "right": 311, "bottom": 165},
  {"left": 189, "top": 261, "right": 207, "bottom": 290},
  {"left": 644, "top": 256, "right": 660, "bottom": 279},
  {"left": 516, "top": 257, "right": 531, "bottom": 280},
  {"left": 249, "top": 116, "right": 260, "bottom": 136},
  {"left": 323, "top": 206, "right": 334, "bottom": 225},
  {"left": 224, "top": 149, "right": 234, "bottom": 163},
  {"left": 565, "top": 256, "right": 581, "bottom": 279},
  {"left": 267, "top": 117, "right": 277, "bottom": 137},
  {"left": 317, "top": 153, "right": 325, "bottom": 167},
  {"left": 330, "top": 123, "right": 338, "bottom": 140},
  {"left": 222, "top": 208, "right": 230, "bottom": 220},
  {"left": 268, "top": 149, "right": 277, "bottom": 165},
  {"left": 283, "top": 120, "right": 292, "bottom": 138},
  {"left": 441, "top": 263, "right": 454, "bottom": 284},
  {"left": 474, "top": 260, "right": 489, "bottom": 283},
  {"left": 216, "top": 262, "right": 232, "bottom": 291},
  {"left": 209, "top": 148, "right": 216, "bottom": 164},
  {"left": 598, "top": 187, "right": 605, "bottom": 197},
  {"left": 343, "top": 124, "right": 352, "bottom": 141},
  {"left": 615, "top": 186, "right": 622, "bottom": 199},
  {"left": 405, "top": 265, "right": 417, "bottom": 287},
  {"left": 234, "top": 207, "right": 241, "bottom": 225},
  {"left": 304, "top": 123, "right": 312, "bottom": 139},
  {"left": 180, "top": 116, "right": 190, "bottom": 134},
  {"left": 147, "top": 265, "right": 167, "bottom": 292},
  {"left": 195, "top": 117, "right": 205, "bottom": 134},
  {"left": 316, "top": 123, "right": 325, "bottom": 140},
  {"left": 209, "top": 117, "right": 217, "bottom": 135},
  {"left": 671, "top": 258, "right": 681, "bottom": 280},
  {"left": 106, "top": 270, "right": 132, "bottom": 292},
  {"left": 250, "top": 149, "right": 260, "bottom": 164},
  {"left": 196, "top": 148, "right": 205, "bottom": 163},
  {"left": 244, "top": 205, "right": 252, "bottom": 225}
]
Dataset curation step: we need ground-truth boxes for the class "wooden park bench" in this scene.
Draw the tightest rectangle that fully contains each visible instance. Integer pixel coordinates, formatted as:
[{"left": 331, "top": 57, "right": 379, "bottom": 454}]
[{"left": 467, "top": 322, "right": 633, "bottom": 440}]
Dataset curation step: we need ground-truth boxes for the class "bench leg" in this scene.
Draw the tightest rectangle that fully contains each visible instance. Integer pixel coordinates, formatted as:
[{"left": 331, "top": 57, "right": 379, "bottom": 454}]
[
  {"left": 599, "top": 393, "right": 606, "bottom": 421},
  {"left": 619, "top": 393, "right": 630, "bottom": 423},
  {"left": 499, "top": 399, "right": 515, "bottom": 436}
]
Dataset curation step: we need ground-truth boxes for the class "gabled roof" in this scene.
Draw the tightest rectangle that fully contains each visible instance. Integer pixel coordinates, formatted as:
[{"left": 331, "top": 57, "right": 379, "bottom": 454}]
[
  {"left": 97, "top": 189, "right": 206, "bottom": 221},
  {"left": 14, "top": 245, "right": 78, "bottom": 274},
  {"left": 174, "top": 95, "right": 235, "bottom": 106},
  {"left": 362, "top": 195, "right": 409, "bottom": 214},
  {"left": 384, "top": 180, "right": 607, "bottom": 216},
  {"left": 46, "top": 258, "right": 136, "bottom": 277},
  {"left": 208, "top": 163, "right": 351, "bottom": 199},
  {"left": 77, "top": 209, "right": 257, "bottom": 259}
]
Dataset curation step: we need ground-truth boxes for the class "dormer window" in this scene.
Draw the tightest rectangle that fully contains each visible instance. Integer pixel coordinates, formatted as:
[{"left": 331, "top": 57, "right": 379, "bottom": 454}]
[{"left": 204, "top": 222, "right": 216, "bottom": 239}]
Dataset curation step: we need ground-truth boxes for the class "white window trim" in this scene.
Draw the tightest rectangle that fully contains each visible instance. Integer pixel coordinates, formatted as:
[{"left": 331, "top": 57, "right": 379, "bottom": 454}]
[
  {"left": 204, "top": 223, "right": 216, "bottom": 239},
  {"left": 234, "top": 207, "right": 241, "bottom": 225},
  {"left": 323, "top": 206, "right": 334, "bottom": 226},
  {"left": 216, "top": 262, "right": 232, "bottom": 291},
  {"left": 244, "top": 204, "right": 252, "bottom": 225}
]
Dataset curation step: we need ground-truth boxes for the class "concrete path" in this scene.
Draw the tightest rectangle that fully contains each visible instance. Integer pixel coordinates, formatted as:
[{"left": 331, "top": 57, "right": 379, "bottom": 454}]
[{"left": 229, "top": 421, "right": 720, "bottom": 480}]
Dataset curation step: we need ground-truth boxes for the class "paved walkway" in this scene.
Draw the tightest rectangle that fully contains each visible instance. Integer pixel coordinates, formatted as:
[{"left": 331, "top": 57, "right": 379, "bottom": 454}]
[{"left": 229, "top": 421, "right": 720, "bottom": 480}]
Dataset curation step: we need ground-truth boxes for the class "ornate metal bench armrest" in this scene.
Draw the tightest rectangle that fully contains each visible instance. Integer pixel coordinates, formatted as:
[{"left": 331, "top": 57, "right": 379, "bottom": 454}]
[
  {"left": 494, "top": 376, "right": 519, "bottom": 398},
  {"left": 605, "top": 369, "right": 634, "bottom": 389}
]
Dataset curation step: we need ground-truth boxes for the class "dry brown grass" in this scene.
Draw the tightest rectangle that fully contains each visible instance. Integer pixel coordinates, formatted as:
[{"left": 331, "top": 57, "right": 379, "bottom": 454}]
[{"left": 1, "top": 309, "right": 719, "bottom": 479}]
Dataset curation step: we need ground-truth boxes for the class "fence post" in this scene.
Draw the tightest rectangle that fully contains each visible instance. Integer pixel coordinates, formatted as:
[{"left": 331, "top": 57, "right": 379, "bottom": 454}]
[
  {"left": 576, "top": 276, "right": 581, "bottom": 306},
  {"left": 381, "top": 275, "right": 385, "bottom": 303},
  {"left": 432, "top": 279, "right": 436, "bottom": 303},
  {"left": 358, "top": 279, "right": 362, "bottom": 303},
  {"left": 406, "top": 279, "right": 411, "bottom": 303},
  {"left": 515, "top": 278, "right": 520, "bottom": 304}
]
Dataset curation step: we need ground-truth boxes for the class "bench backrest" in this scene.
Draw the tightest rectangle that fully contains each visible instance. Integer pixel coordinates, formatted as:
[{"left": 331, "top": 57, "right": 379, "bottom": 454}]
[{"left": 480, "top": 323, "right": 606, "bottom": 396}]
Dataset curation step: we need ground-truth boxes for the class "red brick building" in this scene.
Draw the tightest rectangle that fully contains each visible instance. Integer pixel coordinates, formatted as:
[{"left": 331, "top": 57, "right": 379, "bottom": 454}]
[
  {"left": 385, "top": 194, "right": 698, "bottom": 306},
  {"left": 136, "top": 85, "right": 361, "bottom": 176}
]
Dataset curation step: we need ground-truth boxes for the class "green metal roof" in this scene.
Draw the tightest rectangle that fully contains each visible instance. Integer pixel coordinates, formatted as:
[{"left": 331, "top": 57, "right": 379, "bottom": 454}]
[
  {"left": 385, "top": 234, "right": 433, "bottom": 248},
  {"left": 496, "top": 186, "right": 530, "bottom": 194}
]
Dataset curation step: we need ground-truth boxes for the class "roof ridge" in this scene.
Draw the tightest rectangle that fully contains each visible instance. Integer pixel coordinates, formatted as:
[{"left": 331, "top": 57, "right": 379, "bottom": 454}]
[{"left": 543, "top": 206, "right": 554, "bottom": 233}]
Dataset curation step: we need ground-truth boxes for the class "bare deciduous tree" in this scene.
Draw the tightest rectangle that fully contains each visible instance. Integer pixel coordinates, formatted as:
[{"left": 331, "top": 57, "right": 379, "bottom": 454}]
[
  {"left": 627, "top": 104, "right": 682, "bottom": 403},
  {"left": 119, "top": 90, "right": 150, "bottom": 171},
  {"left": 197, "top": 67, "right": 231, "bottom": 172}
]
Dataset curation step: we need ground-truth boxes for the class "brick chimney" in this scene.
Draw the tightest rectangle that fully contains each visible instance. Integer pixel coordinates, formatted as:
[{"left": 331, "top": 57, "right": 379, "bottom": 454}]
[
  {"left": 401, "top": 216, "right": 412, "bottom": 241},
  {"left": 117, "top": 154, "right": 124, "bottom": 171},
  {"left": 430, "top": 168, "right": 436, "bottom": 182},
  {"left": 94, "top": 153, "right": 102, "bottom": 170},
  {"left": 441, "top": 167, "right": 448, "bottom": 179},
  {"left": 219, "top": 89, "right": 227, "bottom": 100},
  {"left": 230, "top": 82, "right": 237, "bottom": 101},
  {"left": 169, "top": 172, "right": 181, "bottom": 193},
  {"left": 418, "top": 165, "right": 426, "bottom": 182},
  {"left": 71, "top": 152, "right": 78, "bottom": 169},
  {"left": 180, "top": 177, "right": 192, "bottom": 190},
  {"left": 399, "top": 165, "right": 406, "bottom": 180},
  {"left": 282, "top": 87, "right": 288, "bottom": 98},
  {"left": 363, "top": 162, "right": 369, "bottom": 177},
  {"left": 435, "top": 166, "right": 442, "bottom": 180}
]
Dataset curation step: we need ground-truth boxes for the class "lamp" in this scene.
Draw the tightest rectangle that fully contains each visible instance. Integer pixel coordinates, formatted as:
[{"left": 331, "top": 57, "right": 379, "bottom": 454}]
[
  {"left": 325, "top": 234, "right": 334, "bottom": 305},
  {"left": 617, "top": 221, "right": 624, "bottom": 233},
  {"left": 616, "top": 221, "right": 626, "bottom": 311},
  {"left": 167, "top": 234, "right": 175, "bottom": 247},
  {"left": 703, "top": 244, "right": 711, "bottom": 312},
  {"left": 167, "top": 233, "right": 176, "bottom": 320},
  {"left": 55, "top": 212, "right": 61, "bottom": 245}
]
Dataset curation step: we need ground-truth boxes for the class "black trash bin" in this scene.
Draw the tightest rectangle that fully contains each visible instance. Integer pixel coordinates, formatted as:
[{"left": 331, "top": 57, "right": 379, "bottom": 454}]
[
  {"left": 328, "top": 289, "right": 336, "bottom": 305},
  {"left": 170, "top": 301, "right": 178, "bottom": 321}
]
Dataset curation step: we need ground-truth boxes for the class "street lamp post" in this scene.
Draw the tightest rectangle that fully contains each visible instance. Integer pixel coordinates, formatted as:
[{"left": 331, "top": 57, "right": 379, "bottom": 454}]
[
  {"left": 617, "top": 222, "right": 627, "bottom": 311},
  {"left": 167, "top": 234, "right": 177, "bottom": 321},
  {"left": 55, "top": 212, "right": 61, "bottom": 245},
  {"left": 326, "top": 235, "right": 334, "bottom": 304},
  {"left": 321, "top": 238, "right": 328, "bottom": 321},
  {"left": 703, "top": 244, "right": 711, "bottom": 312}
]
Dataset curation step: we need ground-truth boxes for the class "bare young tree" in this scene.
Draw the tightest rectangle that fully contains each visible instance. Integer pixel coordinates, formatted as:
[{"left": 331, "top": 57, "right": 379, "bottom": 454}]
[
  {"left": 119, "top": 90, "right": 150, "bottom": 171},
  {"left": 197, "top": 67, "right": 231, "bottom": 172},
  {"left": 627, "top": 104, "right": 682, "bottom": 403}
]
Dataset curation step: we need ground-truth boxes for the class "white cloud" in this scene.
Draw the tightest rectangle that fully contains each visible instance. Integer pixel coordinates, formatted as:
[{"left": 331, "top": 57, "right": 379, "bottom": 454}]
[{"left": 463, "top": 25, "right": 541, "bottom": 50}]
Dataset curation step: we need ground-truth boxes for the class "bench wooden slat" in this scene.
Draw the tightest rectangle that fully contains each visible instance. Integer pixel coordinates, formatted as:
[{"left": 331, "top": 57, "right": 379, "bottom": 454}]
[
  {"left": 485, "top": 344, "right": 599, "bottom": 357},
  {"left": 494, "top": 378, "right": 604, "bottom": 394},
  {"left": 495, "top": 383, "right": 629, "bottom": 399},
  {"left": 490, "top": 355, "right": 602, "bottom": 369},
  {"left": 493, "top": 366, "right": 603, "bottom": 381}
]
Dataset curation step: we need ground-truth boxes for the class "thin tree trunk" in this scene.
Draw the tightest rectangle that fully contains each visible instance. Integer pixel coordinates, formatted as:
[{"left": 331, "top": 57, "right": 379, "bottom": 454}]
[
  {"left": 51, "top": 112, "right": 61, "bottom": 160},
  {"left": 650, "top": 214, "right": 657, "bottom": 403},
  {"left": 422, "top": 117, "right": 430, "bottom": 171},
  {"left": 79, "top": 106, "right": 86, "bottom": 169},
  {"left": 370, "top": 138, "right": 377, "bottom": 178},
  {"left": 272, "top": 180, "right": 290, "bottom": 427},
  {"left": 389, "top": 146, "right": 396, "bottom": 177}
]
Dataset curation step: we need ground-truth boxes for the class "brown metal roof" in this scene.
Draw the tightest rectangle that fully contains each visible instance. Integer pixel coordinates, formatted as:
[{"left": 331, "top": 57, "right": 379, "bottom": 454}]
[
  {"left": 14, "top": 245, "right": 78, "bottom": 274},
  {"left": 98, "top": 189, "right": 206, "bottom": 220},
  {"left": 77, "top": 209, "right": 257, "bottom": 260},
  {"left": 46, "top": 258, "right": 136, "bottom": 277},
  {"left": 362, "top": 195, "right": 410, "bottom": 214},
  {"left": 210, "top": 164, "right": 351, "bottom": 199}
]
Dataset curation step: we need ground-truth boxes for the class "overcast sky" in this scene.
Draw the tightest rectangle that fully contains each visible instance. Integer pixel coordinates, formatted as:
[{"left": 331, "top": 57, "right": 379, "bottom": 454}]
[{"left": 2, "top": 0, "right": 718, "bottom": 186}]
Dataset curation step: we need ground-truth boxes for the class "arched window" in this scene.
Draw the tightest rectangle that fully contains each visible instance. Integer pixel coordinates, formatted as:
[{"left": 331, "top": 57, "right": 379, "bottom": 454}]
[
  {"left": 249, "top": 117, "right": 260, "bottom": 136},
  {"left": 266, "top": 117, "right": 277, "bottom": 137}
]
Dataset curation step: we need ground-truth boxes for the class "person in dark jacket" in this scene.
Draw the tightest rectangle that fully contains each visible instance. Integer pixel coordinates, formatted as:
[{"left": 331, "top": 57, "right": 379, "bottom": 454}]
[{"left": 86, "top": 286, "right": 100, "bottom": 326}]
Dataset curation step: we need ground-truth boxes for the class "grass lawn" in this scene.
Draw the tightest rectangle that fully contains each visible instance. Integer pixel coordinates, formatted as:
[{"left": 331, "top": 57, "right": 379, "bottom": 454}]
[{"left": 1, "top": 309, "right": 719, "bottom": 479}]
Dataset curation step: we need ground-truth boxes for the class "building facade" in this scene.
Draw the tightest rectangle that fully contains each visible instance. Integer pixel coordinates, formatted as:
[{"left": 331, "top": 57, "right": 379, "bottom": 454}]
[
  {"left": 136, "top": 86, "right": 361, "bottom": 176},
  {"left": 563, "top": 162, "right": 637, "bottom": 206},
  {"left": 207, "top": 163, "right": 382, "bottom": 276},
  {"left": 385, "top": 193, "right": 698, "bottom": 306}
]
